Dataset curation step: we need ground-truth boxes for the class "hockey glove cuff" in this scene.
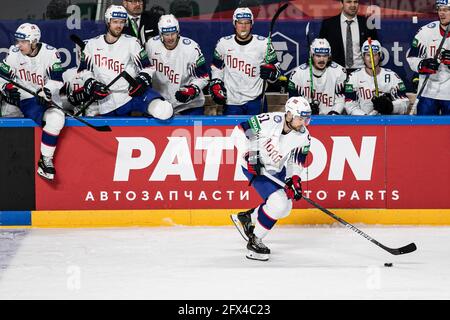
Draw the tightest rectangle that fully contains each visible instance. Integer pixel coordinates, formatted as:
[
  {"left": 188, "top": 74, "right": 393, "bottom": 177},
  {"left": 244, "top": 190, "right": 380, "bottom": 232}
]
[
  {"left": 260, "top": 64, "right": 279, "bottom": 81},
  {"left": 209, "top": 79, "right": 227, "bottom": 105},
  {"left": 372, "top": 94, "right": 394, "bottom": 115},
  {"left": 85, "top": 78, "right": 110, "bottom": 101},
  {"left": 175, "top": 85, "right": 200, "bottom": 103},
  {"left": 129, "top": 73, "right": 152, "bottom": 97},
  {"left": 1, "top": 83, "right": 21, "bottom": 107},
  {"left": 418, "top": 58, "right": 439, "bottom": 74},
  {"left": 440, "top": 50, "right": 450, "bottom": 66},
  {"left": 285, "top": 175, "right": 302, "bottom": 201},
  {"left": 68, "top": 87, "right": 89, "bottom": 106}
]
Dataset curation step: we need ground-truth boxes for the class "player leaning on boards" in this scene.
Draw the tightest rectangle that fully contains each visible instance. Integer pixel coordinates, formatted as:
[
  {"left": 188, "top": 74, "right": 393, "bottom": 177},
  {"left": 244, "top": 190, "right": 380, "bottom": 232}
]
[
  {"left": 145, "top": 14, "right": 210, "bottom": 115},
  {"left": 77, "top": 5, "right": 173, "bottom": 119},
  {"left": 0, "top": 23, "right": 65, "bottom": 181},
  {"left": 230, "top": 97, "right": 312, "bottom": 261},
  {"left": 344, "top": 40, "right": 409, "bottom": 115},
  {"left": 407, "top": 0, "right": 450, "bottom": 115},
  {"left": 288, "top": 38, "right": 347, "bottom": 115},
  {"left": 210, "top": 7, "right": 281, "bottom": 115}
]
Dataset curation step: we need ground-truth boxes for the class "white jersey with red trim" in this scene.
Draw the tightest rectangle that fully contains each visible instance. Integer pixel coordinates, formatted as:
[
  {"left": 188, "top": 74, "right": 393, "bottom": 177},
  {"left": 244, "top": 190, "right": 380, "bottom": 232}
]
[
  {"left": 407, "top": 21, "right": 450, "bottom": 100},
  {"left": 0, "top": 43, "right": 64, "bottom": 104},
  {"left": 79, "top": 34, "right": 152, "bottom": 114},
  {"left": 145, "top": 36, "right": 209, "bottom": 113},
  {"left": 211, "top": 35, "right": 279, "bottom": 106},
  {"left": 344, "top": 67, "right": 409, "bottom": 115},
  {"left": 288, "top": 62, "right": 347, "bottom": 114},
  {"left": 231, "top": 112, "right": 311, "bottom": 177}
]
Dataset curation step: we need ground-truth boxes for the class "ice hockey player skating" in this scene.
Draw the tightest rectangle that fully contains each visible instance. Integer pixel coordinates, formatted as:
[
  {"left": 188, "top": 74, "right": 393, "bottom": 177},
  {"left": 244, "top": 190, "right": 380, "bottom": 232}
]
[{"left": 231, "top": 97, "right": 312, "bottom": 261}]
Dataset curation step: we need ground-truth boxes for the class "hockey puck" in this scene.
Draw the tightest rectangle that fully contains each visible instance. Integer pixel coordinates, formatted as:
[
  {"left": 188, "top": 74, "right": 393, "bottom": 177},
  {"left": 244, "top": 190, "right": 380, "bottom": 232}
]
[{"left": 384, "top": 263, "right": 393, "bottom": 267}]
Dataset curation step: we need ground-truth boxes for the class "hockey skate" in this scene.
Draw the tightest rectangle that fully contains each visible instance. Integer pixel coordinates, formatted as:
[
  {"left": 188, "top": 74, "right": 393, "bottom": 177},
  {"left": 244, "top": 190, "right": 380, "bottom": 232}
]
[
  {"left": 37, "top": 155, "right": 56, "bottom": 180},
  {"left": 230, "top": 208, "right": 255, "bottom": 241},
  {"left": 246, "top": 234, "right": 270, "bottom": 261}
]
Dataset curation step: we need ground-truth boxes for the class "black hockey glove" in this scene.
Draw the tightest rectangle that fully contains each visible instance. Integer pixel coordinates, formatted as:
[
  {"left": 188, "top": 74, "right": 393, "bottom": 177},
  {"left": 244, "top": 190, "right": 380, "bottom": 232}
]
[
  {"left": 128, "top": 73, "right": 152, "bottom": 97},
  {"left": 372, "top": 94, "right": 394, "bottom": 115},
  {"left": 284, "top": 175, "right": 302, "bottom": 201},
  {"left": 260, "top": 63, "right": 279, "bottom": 81},
  {"left": 175, "top": 85, "right": 200, "bottom": 103},
  {"left": 36, "top": 87, "right": 53, "bottom": 109},
  {"left": 209, "top": 78, "right": 227, "bottom": 105},
  {"left": 1, "top": 83, "right": 21, "bottom": 107},
  {"left": 310, "top": 99, "right": 320, "bottom": 115},
  {"left": 440, "top": 49, "right": 450, "bottom": 66},
  {"left": 84, "top": 78, "right": 110, "bottom": 101},
  {"left": 67, "top": 87, "right": 89, "bottom": 106},
  {"left": 245, "top": 151, "right": 263, "bottom": 176},
  {"left": 418, "top": 58, "right": 439, "bottom": 75}
]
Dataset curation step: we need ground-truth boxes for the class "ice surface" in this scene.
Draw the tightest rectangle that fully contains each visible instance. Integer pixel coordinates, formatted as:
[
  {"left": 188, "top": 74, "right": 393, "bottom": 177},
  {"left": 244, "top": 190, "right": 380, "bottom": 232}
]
[{"left": 0, "top": 226, "right": 449, "bottom": 299}]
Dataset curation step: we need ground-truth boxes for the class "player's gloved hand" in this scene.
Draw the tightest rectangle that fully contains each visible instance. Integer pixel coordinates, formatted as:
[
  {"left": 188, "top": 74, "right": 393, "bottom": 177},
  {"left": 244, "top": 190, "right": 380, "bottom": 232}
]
[
  {"left": 245, "top": 151, "right": 263, "bottom": 176},
  {"left": 260, "top": 63, "right": 279, "bottom": 81},
  {"left": 285, "top": 175, "right": 302, "bottom": 201},
  {"left": 372, "top": 94, "right": 393, "bottom": 115},
  {"left": 67, "top": 87, "right": 89, "bottom": 106},
  {"left": 418, "top": 58, "right": 439, "bottom": 75},
  {"left": 411, "top": 73, "right": 420, "bottom": 93},
  {"left": 36, "top": 87, "right": 53, "bottom": 108},
  {"left": 128, "top": 73, "right": 152, "bottom": 97},
  {"left": 327, "top": 111, "right": 340, "bottom": 115},
  {"left": 175, "top": 85, "right": 200, "bottom": 103},
  {"left": 209, "top": 78, "right": 227, "bottom": 105},
  {"left": 1, "top": 83, "right": 21, "bottom": 106},
  {"left": 84, "top": 78, "right": 110, "bottom": 101},
  {"left": 440, "top": 49, "right": 450, "bottom": 66},
  {"left": 310, "top": 99, "right": 320, "bottom": 115}
]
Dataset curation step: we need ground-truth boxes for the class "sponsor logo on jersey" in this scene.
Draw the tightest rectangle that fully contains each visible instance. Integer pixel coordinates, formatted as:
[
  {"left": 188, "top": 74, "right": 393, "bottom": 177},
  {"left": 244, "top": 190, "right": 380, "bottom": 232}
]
[
  {"left": 345, "top": 83, "right": 354, "bottom": 92},
  {"left": 226, "top": 55, "right": 257, "bottom": 77},
  {"left": 302, "top": 145, "right": 310, "bottom": 154},
  {"left": 412, "top": 38, "right": 419, "bottom": 48},
  {"left": 18, "top": 69, "right": 45, "bottom": 86},
  {"left": 0, "top": 62, "right": 10, "bottom": 74},
  {"left": 152, "top": 59, "right": 181, "bottom": 84},
  {"left": 93, "top": 54, "right": 125, "bottom": 73},
  {"left": 248, "top": 116, "right": 261, "bottom": 133},
  {"left": 52, "top": 62, "right": 63, "bottom": 72}
]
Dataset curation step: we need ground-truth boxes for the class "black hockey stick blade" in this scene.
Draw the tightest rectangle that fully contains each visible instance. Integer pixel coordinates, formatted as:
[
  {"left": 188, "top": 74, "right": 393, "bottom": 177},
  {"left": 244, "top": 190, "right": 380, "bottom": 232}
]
[
  {"left": 69, "top": 34, "right": 86, "bottom": 50},
  {"left": 385, "top": 242, "right": 417, "bottom": 255},
  {"left": 270, "top": 3, "right": 289, "bottom": 33}
]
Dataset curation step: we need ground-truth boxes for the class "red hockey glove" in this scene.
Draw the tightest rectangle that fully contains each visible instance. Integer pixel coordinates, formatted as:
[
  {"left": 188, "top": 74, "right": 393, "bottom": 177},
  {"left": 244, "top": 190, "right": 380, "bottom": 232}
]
[
  {"left": 285, "top": 175, "right": 302, "bottom": 201},
  {"left": 175, "top": 85, "right": 200, "bottom": 103}
]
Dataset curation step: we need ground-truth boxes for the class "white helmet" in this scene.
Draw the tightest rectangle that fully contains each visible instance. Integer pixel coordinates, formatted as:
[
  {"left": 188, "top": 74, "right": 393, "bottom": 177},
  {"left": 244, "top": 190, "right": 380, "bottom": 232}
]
[
  {"left": 233, "top": 7, "right": 253, "bottom": 25},
  {"left": 104, "top": 5, "right": 128, "bottom": 24},
  {"left": 361, "top": 39, "right": 382, "bottom": 56},
  {"left": 285, "top": 96, "right": 312, "bottom": 124},
  {"left": 310, "top": 38, "right": 331, "bottom": 56},
  {"left": 436, "top": 0, "right": 450, "bottom": 8},
  {"left": 14, "top": 23, "right": 41, "bottom": 43},
  {"left": 158, "top": 14, "right": 180, "bottom": 35}
]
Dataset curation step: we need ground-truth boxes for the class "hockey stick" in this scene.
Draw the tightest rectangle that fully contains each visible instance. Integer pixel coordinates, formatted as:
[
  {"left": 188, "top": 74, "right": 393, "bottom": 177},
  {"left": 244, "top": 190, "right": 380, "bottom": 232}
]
[
  {"left": 261, "top": 168, "right": 417, "bottom": 256},
  {"left": 69, "top": 34, "right": 86, "bottom": 51},
  {"left": 74, "top": 71, "right": 126, "bottom": 116},
  {"left": 306, "top": 22, "right": 315, "bottom": 102},
  {"left": 368, "top": 38, "right": 380, "bottom": 98},
  {"left": 260, "top": 2, "right": 289, "bottom": 114},
  {"left": 0, "top": 73, "right": 112, "bottom": 132},
  {"left": 415, "top": 23, "right": 450, "bottom": 103}
]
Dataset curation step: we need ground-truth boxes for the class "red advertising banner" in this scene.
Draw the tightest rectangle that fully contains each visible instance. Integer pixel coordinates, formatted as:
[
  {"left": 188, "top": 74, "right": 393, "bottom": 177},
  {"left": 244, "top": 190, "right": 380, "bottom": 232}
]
[{"left": 35, "top": 124, "right": 449, "bottom": 210}]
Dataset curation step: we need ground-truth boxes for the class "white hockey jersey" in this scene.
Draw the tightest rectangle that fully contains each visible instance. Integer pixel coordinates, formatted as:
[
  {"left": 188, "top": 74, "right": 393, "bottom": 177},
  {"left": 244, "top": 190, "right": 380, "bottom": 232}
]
[
  {"left": 344, "top": 68, "right": 409, "bottom": 115},
  {"left": 145, "top": 36, "right": 209, "bottom": 113},
  {"left": 407, "top": 21, "right": 450, "bottom": 101},
  {"left": 211, "top": 35, "right": 279, "bottom": 106},
  {"left": 79, "top": 34, "right": 152, "bottom": 114},
  {"left": 231, "top": 112, "right": 311, "bottom": 177},
  {"left": 288, "top": 62, "right": 347, "bottom": 114},
  {"left": 0, "top": 43, "right": 64, "bottom": 105}
]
